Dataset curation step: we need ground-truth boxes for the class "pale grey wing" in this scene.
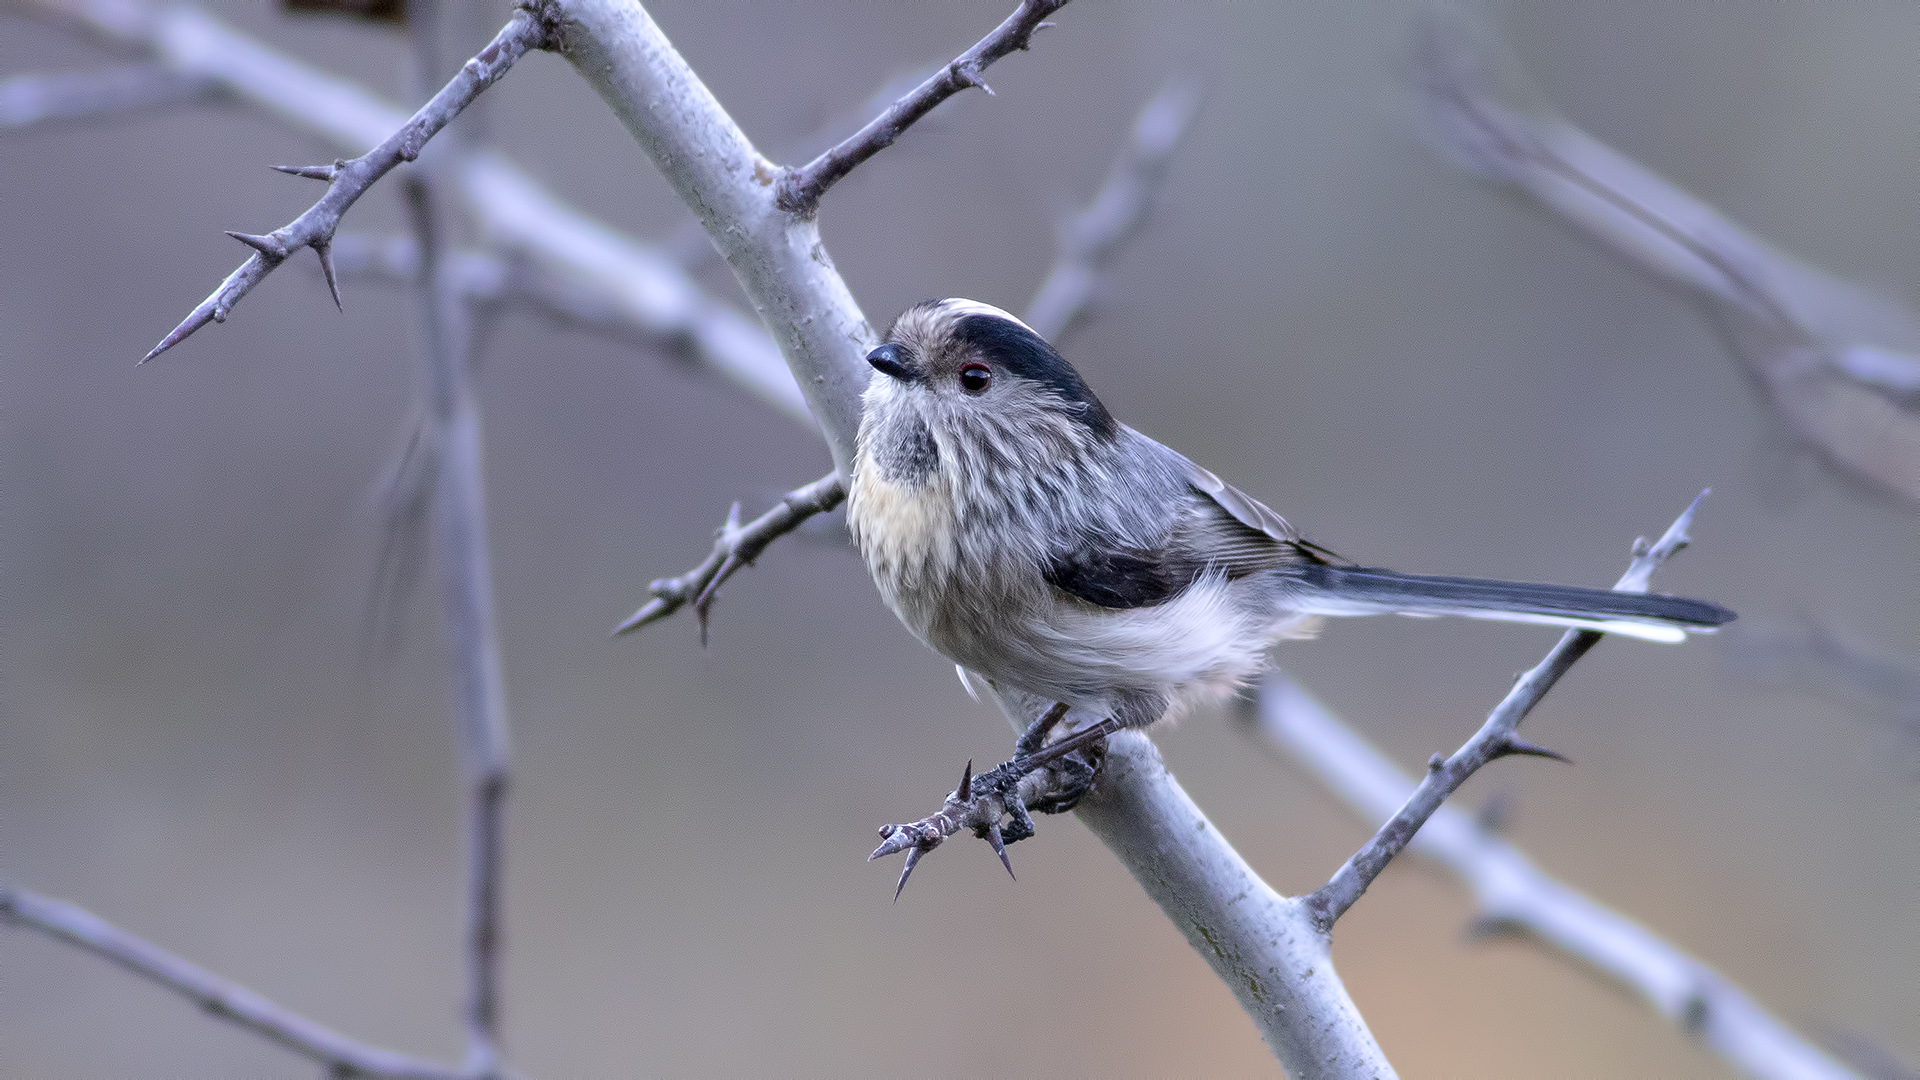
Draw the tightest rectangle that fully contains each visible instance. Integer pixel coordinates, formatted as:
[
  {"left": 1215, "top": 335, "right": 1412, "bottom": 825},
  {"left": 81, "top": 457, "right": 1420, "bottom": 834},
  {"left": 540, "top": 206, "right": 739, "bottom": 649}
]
[{"left": 1173, "top": 455, "right": 1326, "bottom": 577}]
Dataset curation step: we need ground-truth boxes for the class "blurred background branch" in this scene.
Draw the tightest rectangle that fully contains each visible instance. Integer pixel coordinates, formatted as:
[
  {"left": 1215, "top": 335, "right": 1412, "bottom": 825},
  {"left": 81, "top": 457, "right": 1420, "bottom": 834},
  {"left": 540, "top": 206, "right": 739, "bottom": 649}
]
[
  {"left": 0, "top": 62, "right": 213, "bottom": 128},
  {"left": 400, "top": 3, "right": 511, "bottom": 1066},
  {"left": 1416, "top": 5, "right": 1920, "bottom": 508},
  {"left": 1249, "top": 677, "right": 1855, "bottom": 1080},
  {"left": 1724, "top": 623, "right": 1920, "bottom": 751},
  {"left": 0, "top": 885, "right": 472, "bottom": 1080}
]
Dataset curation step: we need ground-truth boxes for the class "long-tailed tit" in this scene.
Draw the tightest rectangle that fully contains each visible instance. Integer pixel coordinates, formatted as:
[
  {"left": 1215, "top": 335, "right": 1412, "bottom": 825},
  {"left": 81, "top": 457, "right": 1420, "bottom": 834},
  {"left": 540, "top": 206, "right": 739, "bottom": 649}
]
[{"left": 851, "top": 299, "right": 1732, "bottom": 877}]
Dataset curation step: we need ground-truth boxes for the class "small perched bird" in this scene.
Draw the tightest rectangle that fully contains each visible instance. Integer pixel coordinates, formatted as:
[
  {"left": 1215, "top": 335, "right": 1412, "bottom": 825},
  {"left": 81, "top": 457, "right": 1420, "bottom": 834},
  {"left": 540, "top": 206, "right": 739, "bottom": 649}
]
[{"left": 848, "top": 299, "right": 1734, "bottom": 744}]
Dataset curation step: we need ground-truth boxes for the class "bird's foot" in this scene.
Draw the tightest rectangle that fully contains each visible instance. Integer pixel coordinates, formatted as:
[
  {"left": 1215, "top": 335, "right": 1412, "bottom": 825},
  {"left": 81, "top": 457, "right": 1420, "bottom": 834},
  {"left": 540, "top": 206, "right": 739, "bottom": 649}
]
[{"left": 869, "top": 709, "right": 1118, "bottom": 900}]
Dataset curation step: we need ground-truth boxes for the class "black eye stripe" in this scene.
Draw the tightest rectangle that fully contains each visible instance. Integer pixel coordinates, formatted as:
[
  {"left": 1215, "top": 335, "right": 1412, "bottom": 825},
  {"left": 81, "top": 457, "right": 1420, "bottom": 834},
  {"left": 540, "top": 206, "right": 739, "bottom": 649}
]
[{"left": 948, "top": 313, "right": 1116, "bottom": 437}]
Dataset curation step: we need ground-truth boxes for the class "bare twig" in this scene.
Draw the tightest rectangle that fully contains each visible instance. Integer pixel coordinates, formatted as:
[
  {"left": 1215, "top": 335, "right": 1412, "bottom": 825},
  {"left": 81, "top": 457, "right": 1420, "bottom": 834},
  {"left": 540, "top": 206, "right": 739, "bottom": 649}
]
[
  {"left": 613, "top": 471, "right": 842, "bottom": 639},
  {"left": 402, "top": 171, "right": 512, "bottom": 1079},
  {"left": 774, "top": 0, "right": 1070, "bottom": 215},
  {"left": 0, "top": 63, "right": 212, "bottom": 129},
  {"left": 0, "top": 884, "right": 469, "bottom": 1080},
  {"left": 1415, "top": 9, "right": 1920, "bottom": 507},
  {"left": 1248, "top": 676, "right": 1857, "bottom": 1080},
  {"left": 392, "top": 3, "right": 516, "bottom": 1065},
  {"left": 661, "top": 63, "right": 947, "bottom": 271},
  {"left": 1304, "top": 492, "right": 1708, "bottom": 931},
  {"left": 1023, "top": 76, "right": 1201, "bottom": 342},
  {"left": 141, "top": 10, "right": 549, "bottom": 361},
  {"left": 556, "top": 2, "right": 1395, "bottom": 1072}
]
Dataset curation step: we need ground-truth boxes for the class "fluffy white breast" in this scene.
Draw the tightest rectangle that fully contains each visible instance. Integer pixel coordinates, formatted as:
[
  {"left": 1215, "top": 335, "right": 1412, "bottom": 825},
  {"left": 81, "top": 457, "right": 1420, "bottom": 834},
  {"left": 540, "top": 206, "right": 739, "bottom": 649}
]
[{"left": 848, "top": 449, "right": 957, "bottom": 587}]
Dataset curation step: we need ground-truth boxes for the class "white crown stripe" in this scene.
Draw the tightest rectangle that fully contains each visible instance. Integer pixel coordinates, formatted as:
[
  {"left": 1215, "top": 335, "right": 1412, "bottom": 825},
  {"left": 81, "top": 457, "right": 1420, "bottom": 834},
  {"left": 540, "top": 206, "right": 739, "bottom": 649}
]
[{"left": 939, "top": 298, "right": 1037, "bottom": 335}]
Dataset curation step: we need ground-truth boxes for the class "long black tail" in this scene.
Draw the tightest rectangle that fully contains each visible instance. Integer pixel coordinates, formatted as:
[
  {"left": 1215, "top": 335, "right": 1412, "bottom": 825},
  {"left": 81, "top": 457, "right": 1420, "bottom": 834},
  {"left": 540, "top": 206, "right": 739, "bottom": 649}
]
[{"left": 1288, "top": 565, "right": 1735, "bottom": 643}]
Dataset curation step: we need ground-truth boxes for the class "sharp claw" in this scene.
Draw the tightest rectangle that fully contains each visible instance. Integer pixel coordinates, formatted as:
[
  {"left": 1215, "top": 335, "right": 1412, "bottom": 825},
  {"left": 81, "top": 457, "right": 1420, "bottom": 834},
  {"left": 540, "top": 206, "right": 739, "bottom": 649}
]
[
  {"left": 986, "top": 822, "right": 1014, "bottom": 881},
  {"left": 1026, "top": 717, "right": 1118, "bottom": 768},
  {"left": 893, "top": 846, "right": 925, "bottom": 902}
]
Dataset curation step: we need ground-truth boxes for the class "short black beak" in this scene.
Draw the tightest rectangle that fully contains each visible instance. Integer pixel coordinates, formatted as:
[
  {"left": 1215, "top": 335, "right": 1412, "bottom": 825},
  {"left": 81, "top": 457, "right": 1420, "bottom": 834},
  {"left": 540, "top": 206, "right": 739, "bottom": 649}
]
[{"left": 866, "top": 343, "right": 917, "bottom": 382}]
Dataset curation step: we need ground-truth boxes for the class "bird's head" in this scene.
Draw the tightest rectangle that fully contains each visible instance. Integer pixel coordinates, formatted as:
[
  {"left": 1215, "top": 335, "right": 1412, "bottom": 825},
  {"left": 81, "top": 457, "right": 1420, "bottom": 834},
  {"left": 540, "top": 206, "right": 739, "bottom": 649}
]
[{"left": 862, "top": 299, "right": 1117, "bottom": 447}]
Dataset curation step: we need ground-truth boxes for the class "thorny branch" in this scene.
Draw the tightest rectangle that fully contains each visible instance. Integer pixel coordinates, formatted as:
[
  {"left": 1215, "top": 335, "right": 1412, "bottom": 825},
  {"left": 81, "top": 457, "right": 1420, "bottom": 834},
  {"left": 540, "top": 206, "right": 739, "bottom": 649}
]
[
  {"left": 0, "top": 885, "right": 468, "bottom": 1080},
  {"left": 141, "top": 9, "right": 550, "bottom": 361},
  {"left": 1304, "top": 491, "right": 1709, "bottom": 931},
  {"left": 775, "top": 0, "right": 1070, "bottom": 215},
  {"left": 620, "top": 76, "right": 1199, "bottom": 636},
  {"left": 1248, "top": 677, "right": 1857, "bottom": 1080},
  {"left": 613, "top": 471, "right": 843, "bottom": 638},
  {"left": 1416, "top": 9, "right": 1920, "bottom": 507},
  {"left": 0, "top": 62, "right": 211, "bottom": 128},
  {"left": 10, "top": 0, "right": 808, "bottom": 422}
]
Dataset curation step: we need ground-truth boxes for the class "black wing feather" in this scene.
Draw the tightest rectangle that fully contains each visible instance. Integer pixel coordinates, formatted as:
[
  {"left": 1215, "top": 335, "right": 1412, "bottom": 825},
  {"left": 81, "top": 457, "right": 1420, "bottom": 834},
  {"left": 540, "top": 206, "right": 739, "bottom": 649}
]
[
  {"left": 1044, "top": 547, "right": 1186, "bottom": 609},
  {"left": 1044, "top": 451, "right": 1326, "bottom": 610}
]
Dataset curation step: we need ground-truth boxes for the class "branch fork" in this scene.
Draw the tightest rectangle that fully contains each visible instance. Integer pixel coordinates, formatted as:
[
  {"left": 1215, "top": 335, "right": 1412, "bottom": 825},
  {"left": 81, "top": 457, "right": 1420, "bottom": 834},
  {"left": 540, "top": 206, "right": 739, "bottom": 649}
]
[{"left": 773, "top": 0, "right": 1071, "bottom": 215}]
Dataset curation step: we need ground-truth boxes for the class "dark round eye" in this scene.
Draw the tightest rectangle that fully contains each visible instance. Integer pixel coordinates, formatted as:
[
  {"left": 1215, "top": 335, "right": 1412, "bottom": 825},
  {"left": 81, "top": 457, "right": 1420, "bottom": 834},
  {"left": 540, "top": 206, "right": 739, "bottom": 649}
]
[{"left": 958, "top": 363, "right": 992, "bottom": 394}]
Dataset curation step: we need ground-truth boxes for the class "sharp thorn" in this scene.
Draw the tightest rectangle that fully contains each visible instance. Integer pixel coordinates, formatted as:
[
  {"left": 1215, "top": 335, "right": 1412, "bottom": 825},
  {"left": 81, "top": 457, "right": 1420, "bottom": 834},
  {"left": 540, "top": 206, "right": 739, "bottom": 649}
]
[
  {"left": 141, "top": 306, "right": 216, "bottom": 363},
  {"left": 271, "top": 163, "right": 337, "bottom": 180},
  {"left": 986, "top": 822, "right": 1014, "bottom": 881},
  {"left": 956, "top": 759, "right": 973, "bottom": 803},
  {"left": 225, "top": 230, "right": 287, "bottom": 260},
  {"left": 611, "top": 601, "right": 664, "bottom": 636},
  {"left": 312, "top": 239, "right": 342, "bottom": 311},
  {"left": 893, "top": 846, "right": 925, "bottom": 902},
  {"left": 1496, "top": 736, "right": 1573, "bottom": 765},
  {"left": 696, "top": 605, "right": 710, "bottom": 649}
]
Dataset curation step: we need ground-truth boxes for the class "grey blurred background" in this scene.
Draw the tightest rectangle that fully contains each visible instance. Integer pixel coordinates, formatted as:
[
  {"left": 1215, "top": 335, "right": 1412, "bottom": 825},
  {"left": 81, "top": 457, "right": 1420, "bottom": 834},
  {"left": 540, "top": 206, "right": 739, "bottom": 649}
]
[{"left": 2, "top": 1, "right": 1916, "bottom": 1075}]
